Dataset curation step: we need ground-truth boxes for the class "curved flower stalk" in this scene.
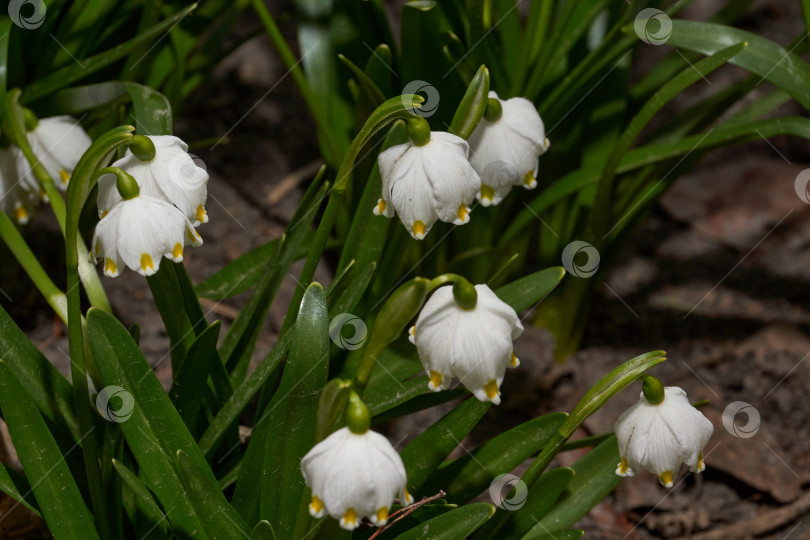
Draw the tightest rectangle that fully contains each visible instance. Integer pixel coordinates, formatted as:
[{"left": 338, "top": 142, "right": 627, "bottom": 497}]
[
  {"left": 375, "top": 119, "right": 480, "bottom": 240},
  {"left": 97, "top": 135, "right": 209, "bottom": 226},
  {"left": 468, "top": 91, "right": 549, "bottom": 206},
  {"left": 0, "top": 146, "right": 38, "bottom": 223},
  {"left": 16, "top": 115, "right": 92, "bottom": 191},
  {"left": 91, "top": 169, "right": 202, "bottom": 277},
  {"left": 301, "top": 393, "right": 412, "bottom": 530},
  {"left": 410, "top": 281, "right": 523, "bottom": 404},
  {"left": 614, "top": 380, "right": 713, "bottom": 487}
]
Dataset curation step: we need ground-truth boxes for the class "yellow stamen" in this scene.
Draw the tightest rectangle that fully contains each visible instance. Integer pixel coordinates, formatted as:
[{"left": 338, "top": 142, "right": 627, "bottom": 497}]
[
  {"left": 429, "top": 370, "right": 443, "bottom": 389},
  {"left": 196, "top": 204, "right": 207, "bottom": 223},
  {"left": 172, "top": 243, "right": 183, "bottom": 260},
  {"left": 480, "top": 184, "right": 495, "bottom": 202},
  {"left": 104, "top": 258, "right": 118, "bottom": 276},
  {"left": 59, "top": 169, "right": 70, "bottom": 185},
  {"left": 659, "top": 470, "right": 674, "bottom": 487},
  {"left": 696, "top": 452, "right": 704, "bottom": 471},
  {"left": 342, "top": 508, "right": 357, "bottom": 527},
  {"left": 523, "top": 170, "right": 535, "bottom": 187},
  {"left": 15, "top": 206, "right": 28, "bottom": 223},
  {"left": 510, "top": 353, "right": 518, "bottom": 367},
  {"left": 309, "top": 495, "right": 324, "bottom": 515},
  {"left": 484, "top": 380, "right": 499, "bottom": 400},
  {"left": 412, "top": 220, "right": 425, "bottom": 238},
  {"left": 376, "top": 199, "right": 386, "bottom": 214},
  {"left": 457, "top": 203, "right": 469, "bottom": 222},
  {"left": 375, "top": 506, "right": 388, "bottom": 524},
  {"left": 140, "top": 253, "right": 154, "bottom": 273},
  {"left": 618, "top": 457, "right": 629, "bottom": 475}
]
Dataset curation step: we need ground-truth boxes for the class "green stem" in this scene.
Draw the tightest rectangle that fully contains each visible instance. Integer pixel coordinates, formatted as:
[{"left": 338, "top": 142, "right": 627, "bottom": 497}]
[
  {"left": 146, "top": 263, "right": 196, "bottom": 374},
  {"left": 0, "top": 210, "right": 68, "bottom": 323}
]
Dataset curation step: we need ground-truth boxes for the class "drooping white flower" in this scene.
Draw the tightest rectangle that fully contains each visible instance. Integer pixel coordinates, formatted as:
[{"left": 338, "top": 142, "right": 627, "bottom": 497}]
[
  {"left": 17, "top": 116, "right": 92, "bottom": 190},
  {"left": 375, "top": 131, "right": 481, "bottom": 240},
  {"left": 468, "top": 91, "right": 549, "bottom": 206},
  {"left": 90, "top": 194, "right": 202, "bottom": 277},
  {"left": 614, "top": 386, "right": 713, "bottom": 487},
  {"left": 97, "top": 135, "right": 209, "bottom": 226},
  {"left": 0, "top": 146, "right": 39, "bottom": 224},
  {"left": 409, "top": 284, "right": 523, "bottom": 405},
  {"left": 300, "top": 426, "right": 413, "bottom": 530}
]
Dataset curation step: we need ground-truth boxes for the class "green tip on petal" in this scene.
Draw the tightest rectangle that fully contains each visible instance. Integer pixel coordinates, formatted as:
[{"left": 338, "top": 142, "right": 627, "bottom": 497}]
[
  {"left": 129, "top": 135, "right": 157, "bottom": 161},
  {"left": 406, "top": 117, "right": 431, "bottom": 147},
  {"left": 483, "top": 97, "right": 502, "bottom": 122},
  {"left": 452, "top": 279, "right": 477, "bottom": 310},
  {"left": 346, "top": 391, "right": 370, "bottom": 434},
  {"left": 641, "top": 375, "right": 665, "bottom": 405}
]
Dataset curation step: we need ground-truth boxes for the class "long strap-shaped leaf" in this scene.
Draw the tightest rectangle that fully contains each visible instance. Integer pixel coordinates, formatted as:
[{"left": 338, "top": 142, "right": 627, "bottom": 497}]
[
  {"left": 392, "top": 503, "right": 495, "bottom": 540},
  {"left": 0, "top": 362, "right": 99, "bottom": 539}
]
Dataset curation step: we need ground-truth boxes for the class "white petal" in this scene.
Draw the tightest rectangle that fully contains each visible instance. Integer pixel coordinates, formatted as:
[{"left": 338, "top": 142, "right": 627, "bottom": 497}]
[
  {"left": 421, "top": 132, "right": 480, "bottom": 225},
  {"left": 386, "top": 147, "right": 438, "bottom": 239},
  {"left": 29, "top": 116, "right": 92, "bottom": 188},
  {"left": 115, "top": 197, "right": 187, "bottom": 276}
]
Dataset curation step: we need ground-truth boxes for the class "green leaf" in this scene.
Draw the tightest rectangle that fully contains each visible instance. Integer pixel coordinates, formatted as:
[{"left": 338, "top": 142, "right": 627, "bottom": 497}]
[
  {"left": 327, "top": 261, "right": 377, "bottom": 319},
  {"left": 36, "top": 82, "right": 129, "bottom": 115},
  {"left": 169, "top": 322, "right": 221, "bottom": 435},
  {"left": 251, "top": 521, "right": 279, "bottom": 540},
  {"left": 393, "top": 503, "right": 495, "bottom": 540},
  {"left": 522, "top": 531, "right": 583, "bottom": 540},
  {"left": 0, "top": 462, "right": 40, "bottom": 516},
  {"left": 364, "top": 43, "right": 394, "bottom": 97},
  {"left": 400, "top": 398, "right": 491, "bottom": 494},
  {"left": 423, "top": 413, "right": 567, "bottom": 504},
  {"left": 123, "top": 82, "right": 173, "bottom": 135},
  {"left": 449, "top": 65, "right": 490, "bottom": 140},
  {"left": 0, "top": 362, "right": 98, "bottom": 539},
  {"left": 21, "top": 4, "right": 198, "bottom": 103},
  {"left": 339, "top": 54, "right": 385, "bottom": 106},
  {"left": 315, "top": 379, "right": 352, "bottom": 441},
  {"left": 195, "top": 237, "right": 280, "bottom": 300},
  {"left": 503, "top": 468, "right": 574, "bottom": 538},
  {"left": 111, "top": 459, "right": 168, "bottom": 538},
  {"left": 529, "top": 437, "right": 621, "bottom": 534},
  {"left": 495, "top": 267, "right": 566, "bottom": 312},
  {"left": 0, "top": 16, "right": 11, "bottom": 117}
]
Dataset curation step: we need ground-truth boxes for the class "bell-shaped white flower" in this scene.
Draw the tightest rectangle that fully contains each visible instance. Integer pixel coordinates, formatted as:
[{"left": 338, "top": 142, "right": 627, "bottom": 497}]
[
  {"left": 468, "top": 91, "right": 549, "bottom": 206},
  {"left": 91, "top": 194, "right": 202, "bottom": 277},
  {"left": 18, "top": 116, "right": 92, "bottom": 190},
  {"left": 375, "top": 131, "right": 480, "bottom": 240},
  {"left": 614, "top": 386, "right": 713, "bottom": 487},
  {"left": 301, "top": 426, "right": 413, "bottom": 530},
  {"left": 1, "top": 146, "right": 39, "bottom": 224},
  {"left": 410, "top": 284, "right": 523, "bottom": 405},
  {"left": 97, "top": 135, "right": 209, "bottom": 226}
]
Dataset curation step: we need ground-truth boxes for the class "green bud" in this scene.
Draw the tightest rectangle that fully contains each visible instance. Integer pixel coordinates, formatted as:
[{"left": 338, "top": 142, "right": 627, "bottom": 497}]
[
  {"left": 452, "top": 279, "right": 477, "bottom": 310},
  {"left": 346, "top": 391, "right": 370, "bottom": 434},
  {"left": 129, "top": 135, "right": 156, "bottom": 161},
  {"left": 483, "top": 97, "right": 502, "bottom": 122},
  {"left": 23, "top": 108, "right": 39, "bottom": 131},
  {"left": 641, "top": 375, "right": 665, "bottom": 405},
  {"left": 406, "top": 116, "right": 431, "bottom": 146}
]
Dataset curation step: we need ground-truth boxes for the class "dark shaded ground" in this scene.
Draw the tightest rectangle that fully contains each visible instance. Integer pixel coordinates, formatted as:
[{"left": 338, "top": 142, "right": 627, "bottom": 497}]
[{"left": 2, "top": 0, "right": 810, "bottom": 538}]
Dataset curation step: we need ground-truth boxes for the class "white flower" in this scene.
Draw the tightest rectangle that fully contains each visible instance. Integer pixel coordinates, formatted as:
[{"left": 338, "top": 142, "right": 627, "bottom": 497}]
[
  {"left": 18, "top": 116, "right": 92, "bottom": 190},
  {"left": 97, "top": 135, "right": 209, "bottom": 226},
  {"left": 375, "top": 132, "right": 480, "bottom": 240},
  {"left": 1, "top": 146, "right": 38, "bottom": 224},
  {"left": 300, "top": 427, "right": 413, "bottom": 530},
  {"left": 410, "top": 284, "right": 523, "bottom": 404},
  {"left": 90, "top": 194, "right": 202, "bottom": 277},
  {"left": 468, "top": 91, "right": 549, "bottom": 206},
  {"left": 614, "top": 386, "right": 713, "bottom": 487}
]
